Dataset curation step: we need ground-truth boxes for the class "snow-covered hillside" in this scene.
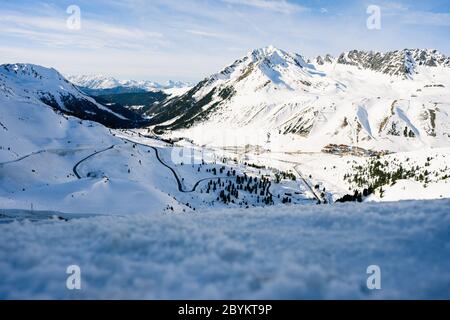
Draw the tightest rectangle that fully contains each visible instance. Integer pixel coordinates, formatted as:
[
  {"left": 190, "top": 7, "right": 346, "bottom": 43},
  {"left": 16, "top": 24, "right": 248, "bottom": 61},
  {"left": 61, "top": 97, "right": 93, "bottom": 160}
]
[
  {"left": 0, "top": 64, "right": 142, "bottom": 128},
  {"left": 150, "top": 46, "right": 450, "bottom": 154},
  {"left": 1, "top": 199, "right": 449, "bottom": 299},
  {"left": 0, "top": 83, "right": 191, "bottom": 213},
  {"left": 67, "top": 74, "right": 191, "bottom": 96},
  {"left": 0, "top": 71, "right": 313, "bottom": 214}
]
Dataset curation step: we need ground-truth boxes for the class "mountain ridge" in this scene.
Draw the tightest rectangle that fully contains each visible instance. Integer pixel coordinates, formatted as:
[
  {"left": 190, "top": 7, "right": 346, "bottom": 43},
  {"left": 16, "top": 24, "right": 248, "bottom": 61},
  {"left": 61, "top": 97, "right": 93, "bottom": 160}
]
[
  {"left": 336, "top": 48, "right": 450, "bottom": 77},
  {"left": 2, "top": 46, "right": 449, "bottom": 153}
]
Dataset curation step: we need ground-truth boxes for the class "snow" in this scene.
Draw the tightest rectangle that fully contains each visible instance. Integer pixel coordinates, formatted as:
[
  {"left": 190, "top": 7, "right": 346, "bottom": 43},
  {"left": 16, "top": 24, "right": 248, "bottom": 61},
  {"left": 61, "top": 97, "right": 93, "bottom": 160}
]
[
  {"left": 1, "top": 51, "right": 450, "bottom": 300},
  {"left": 357, "top": 105, "right": 374, "bottom": 138},
  {"left": 163, "top": 86, "right": 192, "bottom": 97},
  {"left": 0, "top": 199, "right": 449, "bottom": 299},
  {"left": 166, "top": 138, "right": 450, "bottom": 203},
  {"left": 139, "top": 46, "right": 450, "bottom": 203},
  {"left": 371, "top": 179, "right": 449, "bottom": 202},
  {"left": 67, "top": 74, "right": 191, "bottom": 92}
]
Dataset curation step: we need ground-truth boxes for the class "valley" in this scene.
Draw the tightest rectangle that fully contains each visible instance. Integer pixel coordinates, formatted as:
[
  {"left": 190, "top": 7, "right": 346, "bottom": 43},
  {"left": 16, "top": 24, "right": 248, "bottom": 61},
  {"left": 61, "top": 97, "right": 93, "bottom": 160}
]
[{"left": 1, "top": 46, "right": 450, "bottom": 214}]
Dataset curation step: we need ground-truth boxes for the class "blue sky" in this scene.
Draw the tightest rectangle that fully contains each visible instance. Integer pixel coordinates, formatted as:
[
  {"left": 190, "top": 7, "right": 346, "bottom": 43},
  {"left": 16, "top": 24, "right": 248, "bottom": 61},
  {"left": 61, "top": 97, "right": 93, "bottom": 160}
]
[{"left": 1, "top": 0, "right": 449, "bottom": 82}]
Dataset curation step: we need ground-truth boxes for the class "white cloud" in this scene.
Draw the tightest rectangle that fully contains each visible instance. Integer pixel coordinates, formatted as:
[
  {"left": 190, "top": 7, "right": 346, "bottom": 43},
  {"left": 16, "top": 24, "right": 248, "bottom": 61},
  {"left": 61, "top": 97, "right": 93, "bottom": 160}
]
[
  {"left": 222, "top": 0, "right": 308, "bottom": 14},
  {"left": 0, "top": 12, "right": 165, "bottom": 51},
  {"left": 186, "top": 29, "right": 224, "bottom": 38}
]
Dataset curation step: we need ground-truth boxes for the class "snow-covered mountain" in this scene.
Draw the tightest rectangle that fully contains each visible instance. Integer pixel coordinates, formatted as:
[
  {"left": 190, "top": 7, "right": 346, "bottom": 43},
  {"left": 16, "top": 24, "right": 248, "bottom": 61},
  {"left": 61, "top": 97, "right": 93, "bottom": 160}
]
[
  {"left": 67, "top": 74, "right": 191, "bottom": 96},
  {"left": 147, "top": 45, "right": 332, "bottom": 128},
  {"left": 148, "top": 46, "right": 450, "bottom": 153},
  {"left": 0, "top": 64, "right": 144, "bottom": 128}
]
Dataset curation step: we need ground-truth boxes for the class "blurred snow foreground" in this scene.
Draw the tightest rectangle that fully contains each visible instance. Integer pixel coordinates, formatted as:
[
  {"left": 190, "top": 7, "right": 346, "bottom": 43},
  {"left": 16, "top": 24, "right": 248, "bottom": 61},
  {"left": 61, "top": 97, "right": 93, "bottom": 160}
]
[{"left": 0, "top": 199, "right": 449, "bottom": 300}]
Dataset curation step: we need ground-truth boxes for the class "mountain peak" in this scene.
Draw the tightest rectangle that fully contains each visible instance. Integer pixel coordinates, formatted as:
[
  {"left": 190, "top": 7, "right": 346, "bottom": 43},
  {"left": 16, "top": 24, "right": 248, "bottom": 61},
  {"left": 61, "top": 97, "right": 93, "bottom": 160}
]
[
  {"left": 316, "top": 54, "right": 335, "bottom": 65},
  {"left": 198, "top": 45, "right": 318, "bottom": 96},
  {"left": 250, "top": 45, "right": 286, "bottom": 57},
  {"left": 406, "top": 48, "right": 450, "bottom": 67},
  {"left": 2, "top": 63, "right": 66, "bottom": 82},
  {"left": 245, "top": 46, "right": 310, "bottom": 70},
  {"left": 248, "top": 46, "right": 304, "bottom": 66},
  {"left": 1, "top": 63, "right": 76, "bottom": 100}
]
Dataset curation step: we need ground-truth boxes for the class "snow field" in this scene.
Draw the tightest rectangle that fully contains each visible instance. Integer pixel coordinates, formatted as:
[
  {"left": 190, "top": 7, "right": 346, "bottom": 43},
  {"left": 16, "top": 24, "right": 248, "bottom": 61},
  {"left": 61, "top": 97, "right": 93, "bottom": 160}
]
[{"left": 0, "top": 199, "right": 449, "bottom": 299}]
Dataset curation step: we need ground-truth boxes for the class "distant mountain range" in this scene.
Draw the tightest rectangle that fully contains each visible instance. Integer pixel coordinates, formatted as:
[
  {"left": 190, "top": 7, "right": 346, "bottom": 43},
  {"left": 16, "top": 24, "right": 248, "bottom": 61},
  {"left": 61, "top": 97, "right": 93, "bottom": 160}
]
[{"left": 67, "top": 74, "right": 191, "bottom": 96}]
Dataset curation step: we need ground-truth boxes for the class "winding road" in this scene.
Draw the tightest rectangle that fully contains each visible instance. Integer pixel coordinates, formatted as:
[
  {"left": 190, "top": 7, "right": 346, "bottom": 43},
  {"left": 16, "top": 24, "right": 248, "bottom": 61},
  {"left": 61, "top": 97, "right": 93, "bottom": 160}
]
[
  {"left": 120, "top": 138, "right": 228, "bottom": 193},
  {"left": 2, "top": 135, "right": 276, "bottom": 197},
  {"left": 109, "top": 137, "right": 277, "bottom": 196}
]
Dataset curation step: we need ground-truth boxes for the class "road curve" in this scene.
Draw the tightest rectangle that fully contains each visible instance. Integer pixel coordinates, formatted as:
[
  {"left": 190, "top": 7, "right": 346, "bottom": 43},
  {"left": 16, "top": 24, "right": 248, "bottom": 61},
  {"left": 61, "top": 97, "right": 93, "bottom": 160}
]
[
  {"left": 73, "top": 145, "right": 115, "bottom": 179},
  {"left": 120, "top": 137, "right": 189, "bottom": 192},
  {"left": 150, "top": 145, "right": 185, "bottom": 192}
]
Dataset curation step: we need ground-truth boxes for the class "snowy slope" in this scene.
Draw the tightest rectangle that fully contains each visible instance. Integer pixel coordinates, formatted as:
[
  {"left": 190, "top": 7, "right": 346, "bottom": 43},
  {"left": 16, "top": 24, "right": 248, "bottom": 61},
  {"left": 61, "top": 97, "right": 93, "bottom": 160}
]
[
  {"left": 0, "top": 199, "right": 449, "bottom": 299},
  {"left": 0, "top": 87, "right": 187, "bottom": 214},
  {"left": 0, "top": 64, "right": 143, "bottom": 128},
  {"left": 262, "top": 147, "right": 450, "bottom": 203},
  {"left": 0, "top": 71, "right": 190, "bottom": 214},
  {"left": 149, "top": 46, "right": 450, "bottom": 153}
]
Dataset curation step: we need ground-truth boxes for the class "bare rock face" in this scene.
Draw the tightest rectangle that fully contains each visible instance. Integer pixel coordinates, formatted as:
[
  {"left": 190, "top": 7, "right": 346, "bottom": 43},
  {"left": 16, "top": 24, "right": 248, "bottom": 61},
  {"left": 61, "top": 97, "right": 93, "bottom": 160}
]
[{"left": 337, "top": 49, "right": 450, "bottom": 77}]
